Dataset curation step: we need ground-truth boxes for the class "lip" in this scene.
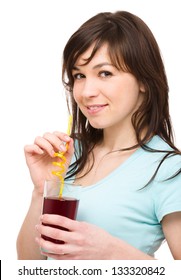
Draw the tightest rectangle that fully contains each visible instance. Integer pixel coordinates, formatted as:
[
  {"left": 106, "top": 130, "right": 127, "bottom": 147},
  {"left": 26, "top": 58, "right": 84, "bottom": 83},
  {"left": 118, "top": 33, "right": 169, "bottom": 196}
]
[{"left": 86, "top": 104, "right": 108, "bottom": 115}]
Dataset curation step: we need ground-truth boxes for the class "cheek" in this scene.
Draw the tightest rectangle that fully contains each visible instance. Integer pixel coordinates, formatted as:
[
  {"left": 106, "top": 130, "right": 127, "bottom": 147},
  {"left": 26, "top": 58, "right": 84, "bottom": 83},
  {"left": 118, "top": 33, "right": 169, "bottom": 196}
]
[
  {"left": 113, "top": 84, "right": 142, "bottom": 112},
  {"left": 72, "top": 88, "right": 79, "bottom": 104}
]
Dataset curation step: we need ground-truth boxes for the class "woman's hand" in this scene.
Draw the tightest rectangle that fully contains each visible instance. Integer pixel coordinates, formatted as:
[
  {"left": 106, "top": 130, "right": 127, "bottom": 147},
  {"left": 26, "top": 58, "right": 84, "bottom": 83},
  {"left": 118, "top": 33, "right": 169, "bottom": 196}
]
[
  {"left": 35, "top": 214, "right": 116, "bottom": 260},
  {"left": 24, "top": 132, "right": 74, "bottom": 194}
]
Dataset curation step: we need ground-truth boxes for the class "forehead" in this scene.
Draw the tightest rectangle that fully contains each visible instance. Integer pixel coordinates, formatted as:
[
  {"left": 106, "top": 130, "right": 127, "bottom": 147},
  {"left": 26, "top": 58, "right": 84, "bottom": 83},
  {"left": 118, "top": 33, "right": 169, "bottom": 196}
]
[{"left": 74, "top": 44, "right": 111, "bottom": 67}]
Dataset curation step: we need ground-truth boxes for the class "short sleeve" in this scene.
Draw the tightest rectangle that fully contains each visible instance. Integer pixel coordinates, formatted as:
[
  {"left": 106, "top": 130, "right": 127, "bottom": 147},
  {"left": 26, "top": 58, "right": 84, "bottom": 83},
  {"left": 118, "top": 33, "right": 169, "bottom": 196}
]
[{"left": 153, "top": 154, "right": 181, "bottom": 222}]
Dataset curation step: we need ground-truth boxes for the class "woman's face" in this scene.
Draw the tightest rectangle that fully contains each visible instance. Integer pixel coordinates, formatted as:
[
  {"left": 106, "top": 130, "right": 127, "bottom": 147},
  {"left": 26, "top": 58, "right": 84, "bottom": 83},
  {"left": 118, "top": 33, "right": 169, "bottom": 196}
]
[{"left": 72, "top": 44, "right": 145, "bottom": 131}]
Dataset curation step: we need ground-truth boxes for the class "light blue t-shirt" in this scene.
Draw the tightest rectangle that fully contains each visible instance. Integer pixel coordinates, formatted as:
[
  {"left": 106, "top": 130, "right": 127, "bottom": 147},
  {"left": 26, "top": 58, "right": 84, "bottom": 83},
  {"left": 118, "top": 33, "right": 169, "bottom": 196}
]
[{"left": 63, "top": 136, "right": 181, "bottom": 257}]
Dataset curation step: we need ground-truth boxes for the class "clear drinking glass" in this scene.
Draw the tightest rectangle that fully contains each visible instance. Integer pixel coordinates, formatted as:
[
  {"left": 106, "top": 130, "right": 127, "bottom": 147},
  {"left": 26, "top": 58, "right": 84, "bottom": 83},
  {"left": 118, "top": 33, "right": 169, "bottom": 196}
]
[{"left": 41, "top": 180, "right": 79, "bottom": 244}]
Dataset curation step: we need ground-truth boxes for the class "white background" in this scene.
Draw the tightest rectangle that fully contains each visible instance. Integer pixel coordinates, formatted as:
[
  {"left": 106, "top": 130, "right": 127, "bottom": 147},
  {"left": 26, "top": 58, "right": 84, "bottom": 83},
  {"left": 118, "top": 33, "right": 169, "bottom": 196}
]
[{"left": 0, "top": 0, "right": 180, "bottom": 260}]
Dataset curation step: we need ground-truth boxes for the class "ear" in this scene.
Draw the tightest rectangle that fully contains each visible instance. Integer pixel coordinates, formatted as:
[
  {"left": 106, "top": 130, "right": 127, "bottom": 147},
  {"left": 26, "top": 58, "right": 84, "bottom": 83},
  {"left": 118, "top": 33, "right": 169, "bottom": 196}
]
[{"left": 139, "top": 82, "right": 146, "bottom": 93}]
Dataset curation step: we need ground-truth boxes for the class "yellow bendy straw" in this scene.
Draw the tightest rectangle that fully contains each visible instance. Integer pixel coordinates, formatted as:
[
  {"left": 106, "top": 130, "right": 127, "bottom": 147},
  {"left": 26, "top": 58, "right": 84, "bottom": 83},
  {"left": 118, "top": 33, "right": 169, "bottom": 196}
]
[
  {"left": 52, "top": 115, "right": 73, "bottom": 197},
  {"left": 66, "top": 114, "right": 73, "bottom": 136}
]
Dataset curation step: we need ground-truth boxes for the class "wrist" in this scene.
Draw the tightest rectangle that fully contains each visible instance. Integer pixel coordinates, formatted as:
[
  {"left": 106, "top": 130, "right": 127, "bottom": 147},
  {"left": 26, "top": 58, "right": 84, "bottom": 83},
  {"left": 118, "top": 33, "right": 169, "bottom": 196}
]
[{"left": 32, "top": 188, "right": 43, "bottom": 200}]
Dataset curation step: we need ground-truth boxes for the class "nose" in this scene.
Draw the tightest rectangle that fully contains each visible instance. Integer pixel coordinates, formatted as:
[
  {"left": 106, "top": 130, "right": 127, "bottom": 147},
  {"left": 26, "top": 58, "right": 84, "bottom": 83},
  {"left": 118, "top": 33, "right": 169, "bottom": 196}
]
[{"left": 81, "top": 78, "right": 99, "bottom": 98}]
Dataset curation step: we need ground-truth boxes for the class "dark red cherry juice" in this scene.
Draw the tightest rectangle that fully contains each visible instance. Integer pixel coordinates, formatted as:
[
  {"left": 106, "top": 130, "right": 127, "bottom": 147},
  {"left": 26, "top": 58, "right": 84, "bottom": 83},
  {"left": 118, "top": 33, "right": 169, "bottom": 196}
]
[{"left": 42, "top": 196, "right": 79, "bottom": 244}]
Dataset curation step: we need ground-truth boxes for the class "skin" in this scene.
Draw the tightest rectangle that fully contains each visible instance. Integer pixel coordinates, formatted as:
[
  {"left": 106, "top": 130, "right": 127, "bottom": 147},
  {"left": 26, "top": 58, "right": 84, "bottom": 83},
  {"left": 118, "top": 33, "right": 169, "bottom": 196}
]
[
  {"left": 17, "top": 44, "right": 181, "bottom": 260},
  {"left": 73, "top": 44, "right": 145, "bottom": 139}
]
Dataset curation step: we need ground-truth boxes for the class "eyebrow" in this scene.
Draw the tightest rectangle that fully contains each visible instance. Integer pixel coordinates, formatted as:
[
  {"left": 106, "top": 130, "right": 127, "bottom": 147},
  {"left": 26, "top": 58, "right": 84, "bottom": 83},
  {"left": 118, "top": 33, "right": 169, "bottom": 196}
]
[{"left": 72, "top": 62, "right": 113, "bottom": 71}]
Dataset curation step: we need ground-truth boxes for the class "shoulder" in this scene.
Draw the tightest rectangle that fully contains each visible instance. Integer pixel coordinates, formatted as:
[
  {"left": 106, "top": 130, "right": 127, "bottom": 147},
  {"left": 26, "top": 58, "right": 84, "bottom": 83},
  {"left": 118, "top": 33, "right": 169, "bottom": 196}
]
[
  {"left": 146, "top": 136, "right": 181, "bottom": 177},
  {"left": 146, "top": 135, "right": 179, "bottom": 152}
]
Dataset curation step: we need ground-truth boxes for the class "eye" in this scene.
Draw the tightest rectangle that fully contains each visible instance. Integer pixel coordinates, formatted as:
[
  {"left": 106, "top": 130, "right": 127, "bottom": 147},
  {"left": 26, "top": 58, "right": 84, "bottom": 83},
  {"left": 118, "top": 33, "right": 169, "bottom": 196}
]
[
  {"left": 73, "top": 73, "right": 85, "bottom": 80},
  {"left": 99, "top": 71, "right": 112, "bottom": 78}
]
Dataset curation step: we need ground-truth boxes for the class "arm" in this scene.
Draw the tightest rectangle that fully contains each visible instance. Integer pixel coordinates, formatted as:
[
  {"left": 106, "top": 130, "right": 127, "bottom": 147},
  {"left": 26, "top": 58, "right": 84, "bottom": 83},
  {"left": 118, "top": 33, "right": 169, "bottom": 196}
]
[
  {"left": 35, "top": 214, "right": 155, "bottom": 260},
  {"left": 16, "top": 132, "right": 74, "bottom": 259},
  {"left": 162, "top": 212, "right": 181, "bottom": 260},
  {"left": 16, "top": 191, "right": 46, "bottom": 260}
]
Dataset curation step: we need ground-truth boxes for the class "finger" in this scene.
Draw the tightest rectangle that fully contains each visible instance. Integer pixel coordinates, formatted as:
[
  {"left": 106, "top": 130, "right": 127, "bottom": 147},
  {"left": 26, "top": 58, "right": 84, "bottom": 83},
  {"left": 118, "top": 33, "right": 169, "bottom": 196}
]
[
  {"left": 40, "top": 250, "right": 74, "bottom": 260},
  {"left": 65, "top": 138, "right": 74, "bottom": 157},
  {"left": 53, "top": 131, "right": 71, "bottom": 142},
  {"left": 53, "top": 132, "right": 73, "bottom": 154},
  {"left": 34, "top": 136, "right": 56, "bottom": 157},
  {"left": 36, "top": 224, "right": 73, "bottom": 243},
  {"left": 35, "top": 236, "right": 69, "bottom": 255},
  {"left": 24, "top": 144, "right": 44, "bottom": 155},
  {"left": 42, "top": 132, "right": 67, "bottom": 152},
  {"left": 35, "top": 236, "right": 79, "bottom": 259},
  {"left": 41, "top": 214, "right": 80, "bottom": 232}
]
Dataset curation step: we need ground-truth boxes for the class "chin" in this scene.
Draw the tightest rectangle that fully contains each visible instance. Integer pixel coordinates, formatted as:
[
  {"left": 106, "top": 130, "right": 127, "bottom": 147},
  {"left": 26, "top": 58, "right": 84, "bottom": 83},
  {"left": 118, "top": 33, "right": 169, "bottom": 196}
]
[{"left": 88, "top": 121, "right": 105, "bottom": 130}]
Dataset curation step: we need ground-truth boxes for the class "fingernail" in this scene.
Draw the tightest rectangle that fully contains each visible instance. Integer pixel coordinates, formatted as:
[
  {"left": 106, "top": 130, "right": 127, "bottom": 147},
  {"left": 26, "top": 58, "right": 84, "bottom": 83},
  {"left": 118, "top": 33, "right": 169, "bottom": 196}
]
[
  {"left": 40, "top": 215, "right": 43, "bottom": 221},
  {"left": 51, "top": 150, "right": 55, "bottom": 156},
  {"left": 39, "top": 148, "right": 44, "bottom": 154},
  {"left": 35, "top": 237, "right": 39, "bottom": 243},
  {"left": 59, "top": 144, "right": 66, "bottom": 151},
  {"left": 64, "top": 135, "right": 70, "bottom": 141}
]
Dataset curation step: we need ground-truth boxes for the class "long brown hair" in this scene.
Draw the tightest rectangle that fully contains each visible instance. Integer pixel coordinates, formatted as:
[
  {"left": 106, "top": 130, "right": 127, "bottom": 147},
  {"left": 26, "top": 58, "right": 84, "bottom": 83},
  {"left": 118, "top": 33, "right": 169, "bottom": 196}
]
[{"left": 62, "top": 11, "right": 180, "bottom": 182}]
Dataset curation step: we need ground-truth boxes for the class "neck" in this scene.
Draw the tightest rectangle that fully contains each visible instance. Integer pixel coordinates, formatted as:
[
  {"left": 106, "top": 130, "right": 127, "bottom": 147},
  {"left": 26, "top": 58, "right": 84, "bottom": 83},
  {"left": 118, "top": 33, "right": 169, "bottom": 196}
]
[{"left": 101, "top": 126, "right": 138, "bottom": 152}]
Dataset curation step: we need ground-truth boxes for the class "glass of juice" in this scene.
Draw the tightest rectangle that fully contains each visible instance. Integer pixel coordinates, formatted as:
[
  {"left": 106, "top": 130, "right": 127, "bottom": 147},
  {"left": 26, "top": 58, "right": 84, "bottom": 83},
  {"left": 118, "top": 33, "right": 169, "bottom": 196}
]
[{"left": 41, "top": 180, "right": 79, "bottom": 244}]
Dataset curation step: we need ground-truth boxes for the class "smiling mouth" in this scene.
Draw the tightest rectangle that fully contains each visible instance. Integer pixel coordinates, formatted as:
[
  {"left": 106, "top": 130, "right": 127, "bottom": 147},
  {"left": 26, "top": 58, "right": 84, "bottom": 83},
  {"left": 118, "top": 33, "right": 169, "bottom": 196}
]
[
  {"left": 86, "top": 104, "right": 108, "bottom": 113},
  {"left": 87, "top": 105, "right": 107, "bottom": 109}
]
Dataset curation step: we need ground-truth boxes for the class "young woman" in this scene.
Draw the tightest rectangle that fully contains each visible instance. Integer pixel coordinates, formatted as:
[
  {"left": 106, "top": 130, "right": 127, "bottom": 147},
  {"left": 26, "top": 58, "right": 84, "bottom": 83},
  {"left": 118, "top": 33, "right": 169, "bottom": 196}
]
[{"left": 17, "top": 11, "right": 181, "bottom": 260}]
